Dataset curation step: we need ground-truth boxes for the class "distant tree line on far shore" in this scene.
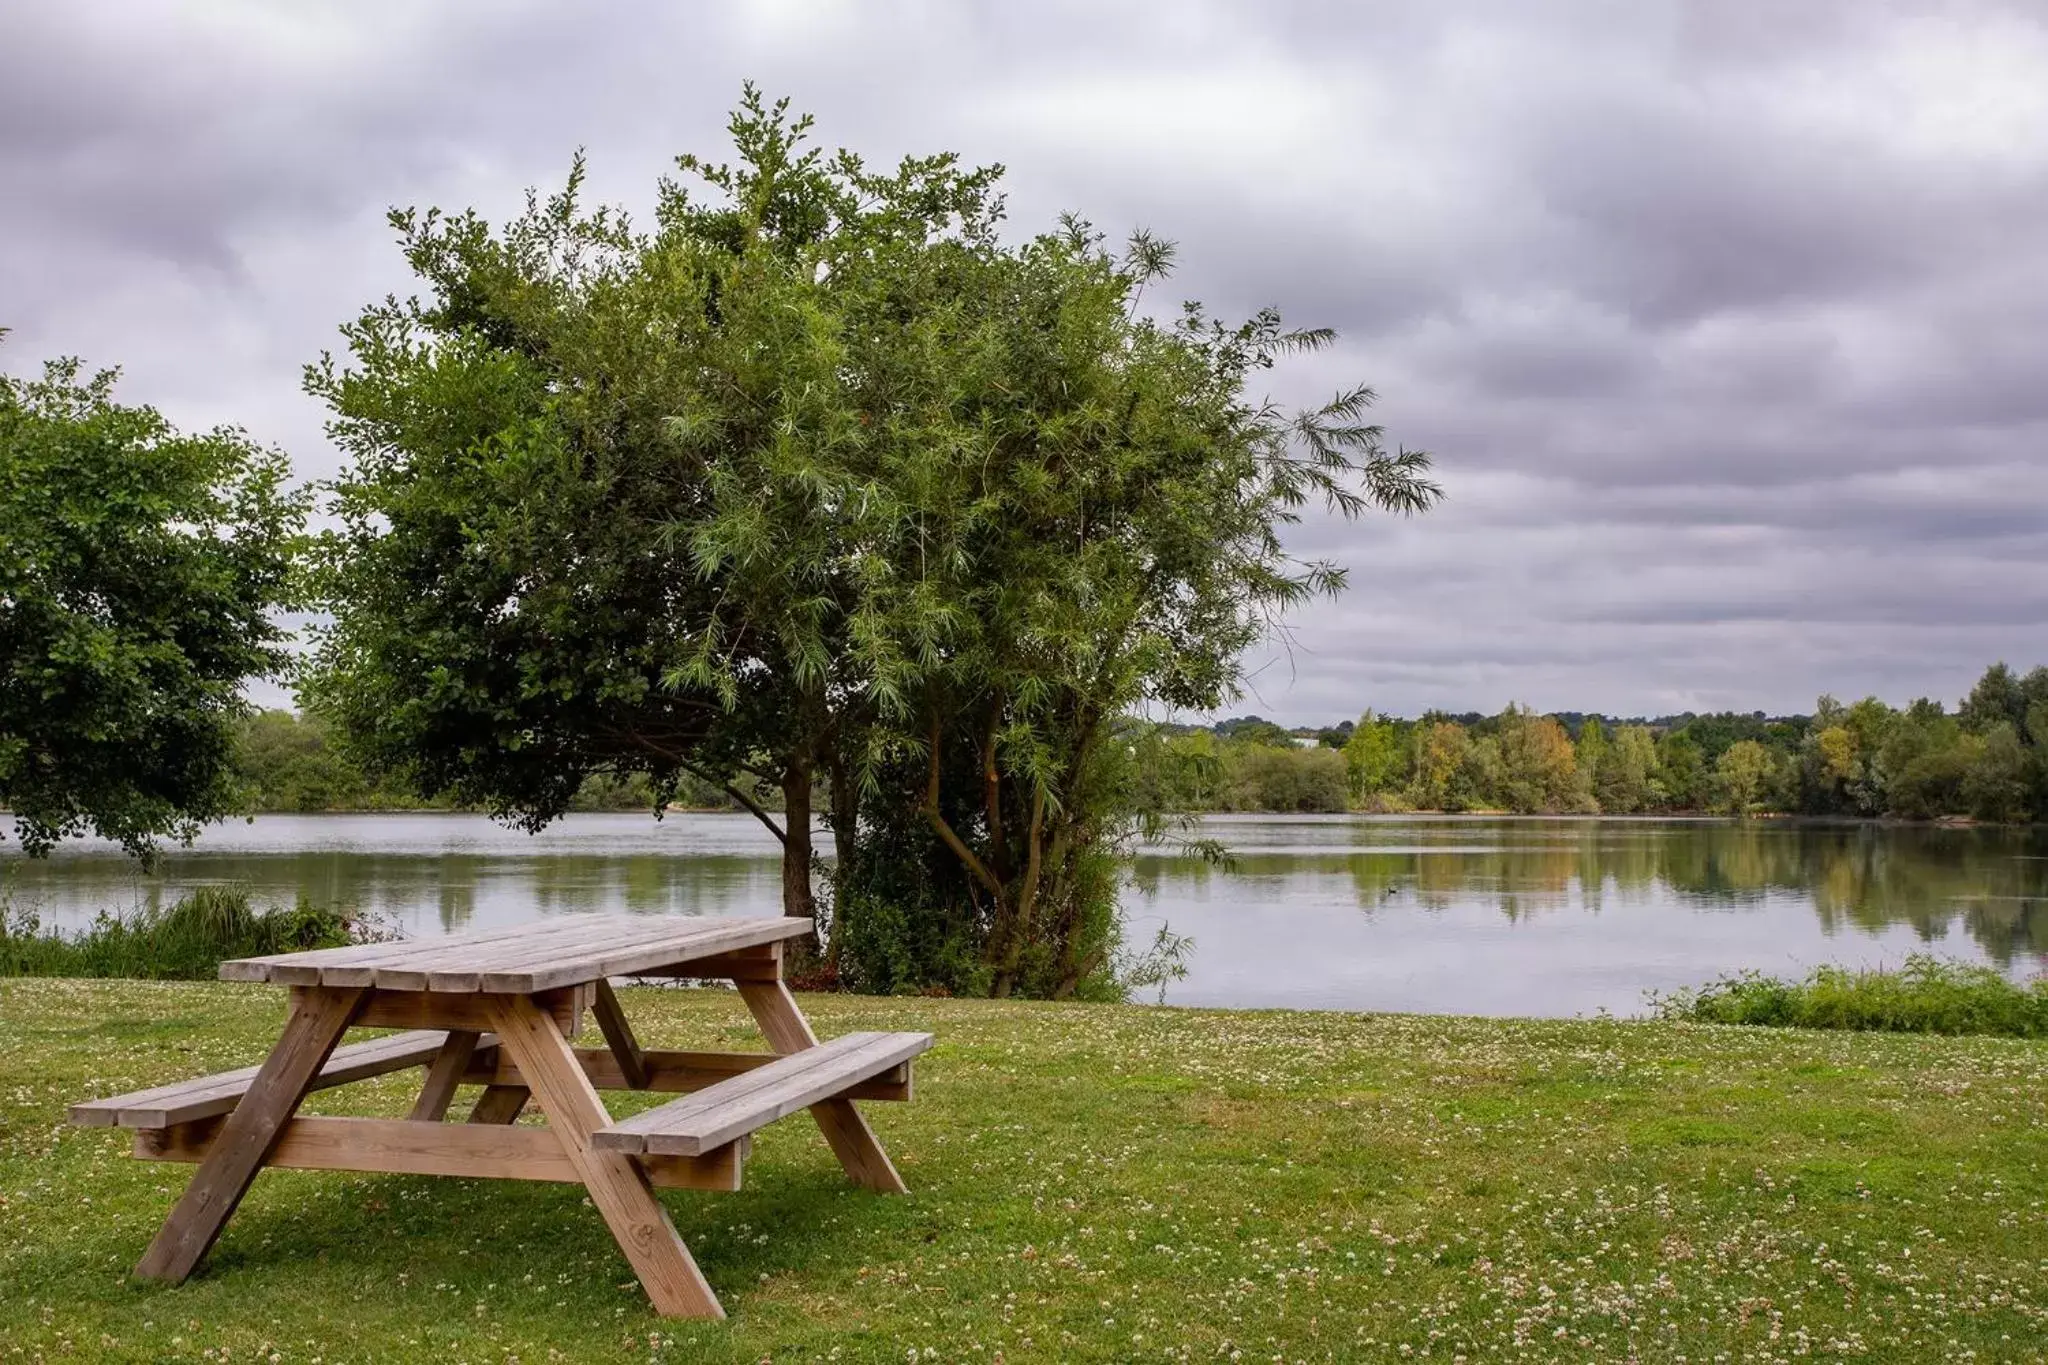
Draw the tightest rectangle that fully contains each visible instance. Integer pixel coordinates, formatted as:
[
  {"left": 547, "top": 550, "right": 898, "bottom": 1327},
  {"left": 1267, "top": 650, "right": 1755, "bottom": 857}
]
[
  {"left": 1126, "top": 661, "right": 2048, "bottom": 822},
  {"left": 235, "top": 660, "right": 2048, "bottom": 826},
  {"left": 229, "top": 710, "right": 751, "bottom": 816}
]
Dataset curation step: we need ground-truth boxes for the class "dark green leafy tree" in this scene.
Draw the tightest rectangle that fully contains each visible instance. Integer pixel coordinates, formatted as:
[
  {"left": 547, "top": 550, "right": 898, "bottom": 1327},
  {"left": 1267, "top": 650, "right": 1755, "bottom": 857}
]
[
  {"left": 1, "top": 351, "right": 307, "bottom": 857},
  {"left": 1963, "top": 722, "right": 2033, "bottom": 823},
  {"left": 1596, "top": 724, "right": 1661, "bottom": 813},
  {"left": 307, "top": 90, "right": 1440, "bottom": 997}
]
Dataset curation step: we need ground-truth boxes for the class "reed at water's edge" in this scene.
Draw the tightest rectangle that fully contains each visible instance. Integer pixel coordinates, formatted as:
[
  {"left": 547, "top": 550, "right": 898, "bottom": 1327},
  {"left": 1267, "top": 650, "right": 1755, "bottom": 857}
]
[{"left": 0, "top": 886, "right": 372, "bottom": 979}]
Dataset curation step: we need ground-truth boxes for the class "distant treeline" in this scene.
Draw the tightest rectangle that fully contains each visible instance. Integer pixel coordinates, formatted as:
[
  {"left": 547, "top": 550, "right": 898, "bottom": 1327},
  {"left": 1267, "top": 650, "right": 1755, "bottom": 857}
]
[
  {"left": 229, "top": 711, "right": 752, "bottom": 815},
  {"left": 1129, "top": 661, "right": 2048, "bottom": 821},
  {"left": 236, "top": 660, "right": 2048, "bottom": 824}
]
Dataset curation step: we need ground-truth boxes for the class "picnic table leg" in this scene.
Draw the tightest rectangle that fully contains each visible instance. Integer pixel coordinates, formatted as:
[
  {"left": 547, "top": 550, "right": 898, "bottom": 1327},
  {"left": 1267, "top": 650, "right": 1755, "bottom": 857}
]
[
  {"left": 484, "top": 993, "right": 723, "bottom": 1319},
  {"left": 591, "top": 978, "right": 650, "bottom": 1089},
  {"left": 467, "top": 1083, "right": 529, "bottom": 1124},
  {"left": 135, "top": 986, "right": 367, "bottom": 1283},
  {"left": 408, "top": 1030, "right": 481, "bottom": 1122},
  {"left": 736, "top": 980, "right": 908, "bottom": 1194}
]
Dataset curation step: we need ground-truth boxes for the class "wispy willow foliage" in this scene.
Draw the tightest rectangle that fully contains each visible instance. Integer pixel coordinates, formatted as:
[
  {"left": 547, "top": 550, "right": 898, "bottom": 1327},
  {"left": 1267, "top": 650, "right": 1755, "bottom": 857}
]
[{"left": 306, "top": 86, "right": 1439, "bottom": 997}]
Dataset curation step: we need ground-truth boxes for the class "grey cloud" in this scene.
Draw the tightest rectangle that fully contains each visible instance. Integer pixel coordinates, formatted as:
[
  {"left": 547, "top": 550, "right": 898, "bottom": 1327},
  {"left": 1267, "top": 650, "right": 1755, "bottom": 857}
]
[{"left": 3, "top": 0, "right": 2045, "bottom": 721}]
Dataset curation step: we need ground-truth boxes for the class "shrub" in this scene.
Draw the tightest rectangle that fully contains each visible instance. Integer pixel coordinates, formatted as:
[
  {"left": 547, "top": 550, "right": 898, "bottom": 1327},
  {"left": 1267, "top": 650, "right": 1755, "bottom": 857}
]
[
  {"left": 0, "top": 886, "right": 379, "bottom": 979},
  {"left": 1650, "top": 955, "right": 2048, "bottom": 1038}
]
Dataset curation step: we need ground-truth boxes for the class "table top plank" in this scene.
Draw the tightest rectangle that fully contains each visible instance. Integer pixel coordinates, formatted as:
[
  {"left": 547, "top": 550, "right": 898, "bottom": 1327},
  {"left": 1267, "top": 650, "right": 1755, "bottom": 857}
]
[
  {"left": 429, "top": 919, "right": 703, "bottom": 993},
  {"left": 319, "top": 923, "right": 608, "bottom": 987},
  {"left": 220, "top": 916, "right": 813, "bottom": 993},
  {"left": 476, "top": 918, "right": 807, "bottom": 994}
]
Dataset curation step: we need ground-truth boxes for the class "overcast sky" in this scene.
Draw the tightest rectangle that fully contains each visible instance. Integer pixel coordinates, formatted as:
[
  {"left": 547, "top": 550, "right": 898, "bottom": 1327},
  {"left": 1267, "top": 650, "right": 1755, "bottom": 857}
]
[{"left": 5, "top": 1, "right": 2045, "bottom": 724}]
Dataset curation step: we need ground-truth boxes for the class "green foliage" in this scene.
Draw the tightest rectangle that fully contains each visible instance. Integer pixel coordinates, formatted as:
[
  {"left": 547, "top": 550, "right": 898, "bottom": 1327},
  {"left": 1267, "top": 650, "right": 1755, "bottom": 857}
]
[
  {"left": 1595, "top": 723, "right": 1661, "bottom": 813},
  {"left": 1144, "top": 662, "right": 2048, "bottom": 823},
  {"left": 1494, "top": 704, "right": 1593, "bottom": 813},
  {"left": 0, "top": 886, "right": 371, "bottom": 979},
  {"left": 1962, "top": 722, "right": 2032, "bottom": 823},
  {"left": 307, "top": 87, "right": 1439, "bottom": 999},
  {"left": 224, "top": 709, "right": 700, "bottom": 814},
  {"left": 231, "top": 710, "right": 423, "bottom": 812},
  {"left": 1342, "top": 709, "right": 1404, "bottom": 800},
  {"left": 1215, "top": 744, "right": 1347, "bottom": 812},
  {"left": 0, "top": 356, "right": 308, "bottom": 858},
  {"left": 1714, "top": 739, "right": 1775, "bottom": 816},
  {"left": 1651, "top": 955, "right": 2048, "bottom": 1038}
]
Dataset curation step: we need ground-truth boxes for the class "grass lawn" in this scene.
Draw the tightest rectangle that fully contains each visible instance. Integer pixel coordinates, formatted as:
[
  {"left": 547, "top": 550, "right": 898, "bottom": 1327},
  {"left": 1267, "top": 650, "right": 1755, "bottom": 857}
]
[{"left": 3, "top": 980, "right": 2045, "bottom": 1363}]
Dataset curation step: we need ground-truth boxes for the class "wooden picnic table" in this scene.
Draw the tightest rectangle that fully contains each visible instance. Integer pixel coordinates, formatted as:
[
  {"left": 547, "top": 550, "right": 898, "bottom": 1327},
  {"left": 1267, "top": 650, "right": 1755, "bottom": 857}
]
[{"left": 68, "top": 915, "right": 933, "bottom": 1319}]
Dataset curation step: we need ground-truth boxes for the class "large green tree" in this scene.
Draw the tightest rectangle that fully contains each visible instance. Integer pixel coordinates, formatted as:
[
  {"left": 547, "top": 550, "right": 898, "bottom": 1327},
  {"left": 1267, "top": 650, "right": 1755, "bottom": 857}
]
[
  {"left": 1, "top": 351, "right": 306, "bottom": 856},
  {"left": 308, "top": 90, "right": 1438, "bottom": 997}
]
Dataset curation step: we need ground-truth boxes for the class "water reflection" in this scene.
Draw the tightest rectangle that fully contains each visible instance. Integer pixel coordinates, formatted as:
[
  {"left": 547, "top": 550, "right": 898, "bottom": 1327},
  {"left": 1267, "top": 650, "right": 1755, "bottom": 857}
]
[
  {"left": 1129, "top": 818, "right": 2048, "bottom": 965},
  {"left": 5, "top": 813, "right": 2043, "bottom": 1016}
]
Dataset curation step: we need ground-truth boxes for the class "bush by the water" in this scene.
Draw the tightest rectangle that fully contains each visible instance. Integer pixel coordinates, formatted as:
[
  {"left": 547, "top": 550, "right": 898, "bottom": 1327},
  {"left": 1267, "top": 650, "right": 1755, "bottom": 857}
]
[
  {"left": 1651, "top": 955, "right": 2048, "bottom": 1037},
  {"left": 0, "top": 886, "right": 371, "bottom": 979}
]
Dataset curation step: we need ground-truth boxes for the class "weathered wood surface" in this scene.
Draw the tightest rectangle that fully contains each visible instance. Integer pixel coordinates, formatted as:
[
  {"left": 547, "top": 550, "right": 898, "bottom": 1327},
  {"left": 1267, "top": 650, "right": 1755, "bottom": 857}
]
[
  {"left": 347, "top": 984, "right": 587, "bottom": 1033},
  {"left": 462, "top": 1045, "right": 912, "bottom": 1102},
  {"left": 590, "top": 978, "right": 650, "bottom": 1089},
  {"left": 485, "top": 991, "right": 725, "bottom": 1318},
  {"left": 467, "top": 1083, "right": 530, "bottom": 1125},
  {"left": 134, "top": 986, "right": 366, "bottom": 1283},
  {"left": 595, "top": 1031, "right": 932, "bottom": 1157},
  {"left": 69, "top": 1028, "right": 480, "bottom": 1130},
  {"left": 741, "top": 980, "right": 912, "bottom": 1193},
  {"left": 221, "top": 915, "right": 813, "bottom": 993},
  {"left": 136, "top": 1115, "right": 748, "bottom": 1192},
  {"left": 407, "top": 1030, "right": 480, "bottom": 1122}
]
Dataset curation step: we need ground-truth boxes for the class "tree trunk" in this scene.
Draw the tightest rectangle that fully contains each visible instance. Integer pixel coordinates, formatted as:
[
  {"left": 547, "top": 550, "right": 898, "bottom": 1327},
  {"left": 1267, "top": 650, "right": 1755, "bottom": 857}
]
[
  {"left": 823, "top": 749, "right": 857, "bottom": 972},
  {"left": 780, "top": 757, "right": 817, "bottom": 922}
]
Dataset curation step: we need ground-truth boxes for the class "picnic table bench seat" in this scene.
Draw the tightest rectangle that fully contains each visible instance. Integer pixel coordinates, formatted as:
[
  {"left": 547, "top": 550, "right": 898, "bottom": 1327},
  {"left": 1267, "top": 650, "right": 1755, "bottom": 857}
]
[
  {"left": 595, "top": 1030, "right": 934, "bottom": 1157},
  {"left": 68, "top": 1029, "right": 486, "bottom": 1131}
]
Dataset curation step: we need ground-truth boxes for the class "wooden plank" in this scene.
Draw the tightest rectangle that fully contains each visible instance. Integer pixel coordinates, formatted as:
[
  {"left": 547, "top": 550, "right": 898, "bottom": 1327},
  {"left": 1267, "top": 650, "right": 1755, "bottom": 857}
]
[
  {"left": 467, "top": 1084, "right": 529, "bottom": 1125},
  {"left": 223, "top": 915, "right": 813, "bottom": 992},
  {"left": 135, "top": 1115, "right": 746, "bottom": 1192},
  {"left": 134, "top": 986, "right": 367, "bottom": 1283},
  {"left": 408, "top": 1031, "right": 480, "bottom": 1122},
  {"left": 330, "top": 919, "right": 658, "bottom": 991},
  {"left": 478, "top": 918, "right": 814, "bottom": 995},
  {"left": 590, "top": 979, "right": 649, "bottom": 1089},
  {"left": 220, "top": 918, "right": 587, "bottom": 985},
  {"left": 594, "top": 1032, "right": 932, "bottom": 1157},
  {"left": 351, "top": 987, "right": 584, "bottom": 1033},
  {"left": 486, "top": 993, "right": 724, "bottom": 1318},
  {"left": 661, "top": 945, "right": 783, "bottom": 983},
  {"left": 221, "top": 916, "right": 662, "bottom": 987},
  {"left": 419, "top": 920, "right": 699, "bottom": 993},
  {"left": 69, "top": 1029, "right": 466, "bottom": 1130},
  {"left": 739, "top": 980, "right": 910, "bottom": 1194},
  {"left": 461, "top": 1047, "right": 912, "bottom": 1101}
]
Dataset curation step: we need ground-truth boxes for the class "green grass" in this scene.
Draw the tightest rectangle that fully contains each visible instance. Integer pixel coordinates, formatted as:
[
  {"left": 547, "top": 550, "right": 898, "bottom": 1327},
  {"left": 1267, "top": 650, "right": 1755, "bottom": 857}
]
[
  {"left": 3, "top": 981, "right": 2045, "bottom": 1362},
  {"left": 0, "top": 887, "right": 364, "bottom": 979},
  {"left": 1651, "top": 955, "right": 2048, "bottom": 1038}
]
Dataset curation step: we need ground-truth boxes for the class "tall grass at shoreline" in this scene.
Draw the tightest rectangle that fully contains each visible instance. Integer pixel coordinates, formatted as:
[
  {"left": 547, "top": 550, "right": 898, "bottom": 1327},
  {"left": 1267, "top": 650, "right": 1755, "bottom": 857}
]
[
  {"left": 1651, "top": 954, "right": 2048, "bottom": 1037},
  {"left": 0, "top": 886, "right": 368, "bottom": 979}
]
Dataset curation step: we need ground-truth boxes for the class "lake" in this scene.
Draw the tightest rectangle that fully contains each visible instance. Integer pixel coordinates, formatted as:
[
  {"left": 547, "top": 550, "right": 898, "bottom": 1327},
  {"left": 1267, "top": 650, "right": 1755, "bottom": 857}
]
[{"left": 4, "top": 813, "right": 2044, "bottom": 1017}]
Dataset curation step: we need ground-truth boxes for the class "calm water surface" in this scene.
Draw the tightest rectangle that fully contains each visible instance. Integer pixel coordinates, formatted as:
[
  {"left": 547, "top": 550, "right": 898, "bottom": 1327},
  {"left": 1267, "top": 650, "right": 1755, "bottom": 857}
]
[{"left": 5, "top": 813, "right": 2044, "bottom": 1017}]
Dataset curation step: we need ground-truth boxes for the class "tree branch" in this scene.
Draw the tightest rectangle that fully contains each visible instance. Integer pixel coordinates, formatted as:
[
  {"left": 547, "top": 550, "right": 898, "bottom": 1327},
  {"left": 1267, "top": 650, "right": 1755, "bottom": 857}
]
[
  {"left": 923, "top": 712, "right": 1004, "bottom": 900},
  {"left": 982, "top": 700, "right": 1008, "bottom": 883}
]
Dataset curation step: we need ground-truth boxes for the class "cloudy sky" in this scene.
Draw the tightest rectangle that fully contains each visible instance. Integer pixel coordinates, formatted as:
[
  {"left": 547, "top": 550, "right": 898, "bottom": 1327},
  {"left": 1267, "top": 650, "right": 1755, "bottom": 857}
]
[{"left": 5, "top": 1, "right": 2045, "bottom": 724}]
